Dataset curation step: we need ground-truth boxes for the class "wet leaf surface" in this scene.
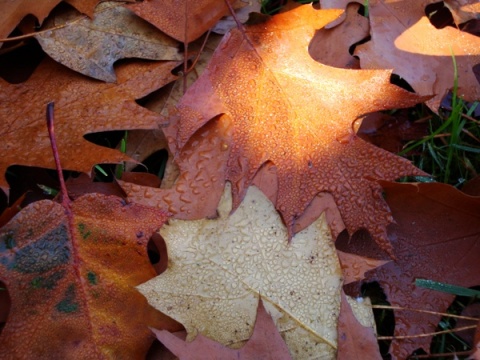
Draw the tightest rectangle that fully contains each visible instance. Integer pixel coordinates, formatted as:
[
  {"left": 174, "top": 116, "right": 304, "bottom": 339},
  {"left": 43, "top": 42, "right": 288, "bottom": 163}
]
[
  {"left": 153, "top": 299, "right": 292, "bottom": 360},
  {"left": 345, "top": 182, "right": 480, "bottom": 358},
  {"left": 139, "top": 183, "right": 343, "bottom": 359},
  {"left": 35, "top": 2, "right": 182, "bottom": 82},
  {"left": 0, "top": 58, "right": 179, "bottom": 192},
  {"left": 161, "top": 5, "right": 428, "bottom": 254},
  {"left": 0, "top": 194, "right": 181, "bottom": 358}
]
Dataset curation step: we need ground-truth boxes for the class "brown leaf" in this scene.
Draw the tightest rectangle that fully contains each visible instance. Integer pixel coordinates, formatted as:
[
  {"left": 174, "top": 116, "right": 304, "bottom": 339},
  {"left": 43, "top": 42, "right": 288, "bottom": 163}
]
[
  {"left": 444, "top": 0, "right": 480, "bottom": 26},
  {"left": 162, "top": 5, "right": 428, "bottom": 254},
  {"left": 0, "top": 58, "right": 179, "bottom": 193},
  {"left": 152, "top": 299, "right": 292, "bottom": 360},
  {"left": 0, "top": 0, "right": 62, "bottom": 44},
  {"left": 0, "top": 194, "right": 181, "bottom": 358},
  {"left": 347, "top": 182, "right": 480, "bottom": 358},
  {"left": 309, "top": 3, "right": 369, "bottom": 69},
  {"left": 127, "top": 0, "right": 233, "bottom": 43},
  {"left": 322, "top": 0, "right": 480, "bottom": 110},
  {"left": 35, "top": 2, "right": 182, "bottom": 82}
]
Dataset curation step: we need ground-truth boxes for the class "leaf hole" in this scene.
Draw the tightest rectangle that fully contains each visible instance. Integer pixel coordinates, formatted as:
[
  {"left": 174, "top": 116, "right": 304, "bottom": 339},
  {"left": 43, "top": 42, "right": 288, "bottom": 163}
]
[
  {"left": 147, "top": 233, "right": 168, "bottom": 275},
  {"left": 390, "top": 73, "right": 415, "bottom": 93},
  {"left": 425, "top": 2, "right": 454, "bottom": 29}
]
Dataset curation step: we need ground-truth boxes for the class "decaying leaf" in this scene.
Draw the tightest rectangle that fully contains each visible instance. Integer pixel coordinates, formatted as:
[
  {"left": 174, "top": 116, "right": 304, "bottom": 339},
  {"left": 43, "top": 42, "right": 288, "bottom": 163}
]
[
  {"left": 35, "top": 2, "right": 182, "bottom": 82},
  {"left": 138, "top": 183, "right": 343, "bottom": 359},
  {"left": 160, "top": 5, "right": 428, "bottom": 254},
  {"left": 0, "top": 58, "right": 179, "bottom": 193},
  {"left": 127, "top": 0, "right": 233, "bottom": 43},
  {"left": 346, "top": 182, "right": 480, "bottom": 358},
  {"left": 152, "top": 299, "right": 292, "bottom": 360},
  {"left": 0, "top": 194, "right": 181, "bottom": 358}
]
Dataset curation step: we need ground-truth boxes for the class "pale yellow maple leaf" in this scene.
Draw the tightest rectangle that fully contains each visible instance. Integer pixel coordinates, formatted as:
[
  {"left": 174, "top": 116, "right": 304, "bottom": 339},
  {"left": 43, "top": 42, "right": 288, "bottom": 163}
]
[{"left": 139, "top": 184, "right": 347, "bottom": 359}]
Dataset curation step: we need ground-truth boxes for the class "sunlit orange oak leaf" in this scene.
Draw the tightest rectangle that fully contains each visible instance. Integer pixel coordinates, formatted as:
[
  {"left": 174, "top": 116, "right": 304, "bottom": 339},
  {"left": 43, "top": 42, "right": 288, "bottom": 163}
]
[
  {"left": 0, "top": 194, "right": 181, "bottom": 358},
  {"left": 344, "top": 182, "right": 480, "bottom": 359},
  {"left": 163, "top": 5, "right": 428, "bottom": 254},
  {"left": 127, "top": 0, "right": 233, "bottom": 43},
  {"left": 0, "top": 58, "right": 179, "bottom": 193},
  {"left": 321, "top": 0, "right": 480, "bottom": 110}
]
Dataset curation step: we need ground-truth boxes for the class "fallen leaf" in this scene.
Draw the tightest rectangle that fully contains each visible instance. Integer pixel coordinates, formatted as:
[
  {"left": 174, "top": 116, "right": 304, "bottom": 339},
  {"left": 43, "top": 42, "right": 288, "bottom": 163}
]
[
  {"left": 0, "top": 0, "right": 62, "bottom": 46},
  {"left": 309, "top": 3, "right": 369, "bottom": 69},
  {"left": 0, "top": 58, "right": 179, "bottom": 193},
  {"left": 444, "top": 0, "right": 480, "bottom": 26},
  {"left": 35, "top": 2, "right": 182, "bottom": 82},
  {"left": 127, "top": 0, "right": 233, "bottom": 43},
  {"left": 138, "top": 183, "right": 343, "bottom": 359},
  {"left": 0, "top": 193, "right": 181, "bottom": 358},
  {"left": 162, "top": 5, "right": 428, "bottom": 254},
  {"left": 152, "top": 298, "right": 292, "bottom": 360},
  {"left": 322, "top": 0, "right": 480, "bottom": 110},
  {"left": 346, "top": 181, "right": 480, "bottom": 358}
]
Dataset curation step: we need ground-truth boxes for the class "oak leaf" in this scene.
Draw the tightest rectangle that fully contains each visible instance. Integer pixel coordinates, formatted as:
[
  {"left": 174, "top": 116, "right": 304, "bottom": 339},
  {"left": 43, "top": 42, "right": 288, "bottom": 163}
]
[
  {"left": 0, "top": 58, "right": 179, "bottom": 193},
  {"left": 139, "top": 183, "right": 345, "bottom": 359},
  {"left": 152, "top": 299, "right": 292, "bottom": 360},
  {"left": 343, "top": 182, "right": 480, "bottom": 358},
  {"left": 321, "top": 0, "right": 480, "bottom": 110},
  {"left": 0, "top": 193, "right": 181, "bottom": 358},
  {"left": 0, "top": 0, "right": 102, "bottom": 46},
  {"left": 35, "top": 2, "right": 182, "bottom": 82},
  {"left": 127, "top": 0, "right": 233, "bottom": 43},
  {"left": 160, "top": 5, "right": 428, "bottom": 254}
]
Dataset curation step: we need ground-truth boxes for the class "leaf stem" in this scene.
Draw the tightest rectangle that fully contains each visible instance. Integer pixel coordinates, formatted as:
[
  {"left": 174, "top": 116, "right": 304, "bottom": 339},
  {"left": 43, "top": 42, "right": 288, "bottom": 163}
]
[{"left": 46, "top": 102, "right": 71, "bottom": 208}]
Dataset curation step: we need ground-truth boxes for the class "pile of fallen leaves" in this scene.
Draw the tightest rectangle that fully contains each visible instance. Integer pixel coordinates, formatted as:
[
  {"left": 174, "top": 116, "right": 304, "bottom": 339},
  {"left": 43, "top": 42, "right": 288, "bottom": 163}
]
[{"left": 0, "top": 0, "right": 479, "bottom": 359}]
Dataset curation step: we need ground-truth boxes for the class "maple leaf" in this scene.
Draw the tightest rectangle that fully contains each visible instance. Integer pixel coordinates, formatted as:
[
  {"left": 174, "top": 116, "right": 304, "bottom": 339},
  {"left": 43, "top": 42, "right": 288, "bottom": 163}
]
[
  {"left": 321, "top": 0, "right": 480, "bottom": 110},
  {"left": 152, "top": 298, "right": 292, "bottom": 360},
  {"left": 127, "top": 0, "right": 233, "bottom": 43},
  {"left": 0, "top": 58, "right": 179, "bottom": 193},
  {"left": 139, "top": 183, "right": 346, "bottom": 359},
  {"left": 160, "top": 5, "right": 428, "bottom": 254},
  {"left": 342, "top": 182, "right": 480, "bottom": 358},
  {"left": 35, "top": 2, "right": 182, "bottom": 82},
  {"left": 0, "top": 193, "right": 181, "bottom": 358}
]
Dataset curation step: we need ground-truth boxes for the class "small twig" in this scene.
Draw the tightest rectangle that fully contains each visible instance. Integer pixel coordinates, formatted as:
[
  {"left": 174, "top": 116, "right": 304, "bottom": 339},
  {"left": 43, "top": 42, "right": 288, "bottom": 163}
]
[
  {"left": 372, "top": 305, "right": 479, "bottom": 321},
  {"left": 442, "top": 105, "right": 480, "bottom": 125},
  {"left": 46, "top": 102, "right": 71, "bottom": 209},
  {"left": 407, "top": 350, "right": 474, "bottom": 359},
  {"left": 0, "top": 16, "right": 87, "bottom": 43}
]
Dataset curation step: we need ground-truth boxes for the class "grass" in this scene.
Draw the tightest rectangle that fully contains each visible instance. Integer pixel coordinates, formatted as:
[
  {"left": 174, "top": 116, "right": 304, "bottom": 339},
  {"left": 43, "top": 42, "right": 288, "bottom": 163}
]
[{"left": 399, "top": 54, "right": 480, "bottom": 187}]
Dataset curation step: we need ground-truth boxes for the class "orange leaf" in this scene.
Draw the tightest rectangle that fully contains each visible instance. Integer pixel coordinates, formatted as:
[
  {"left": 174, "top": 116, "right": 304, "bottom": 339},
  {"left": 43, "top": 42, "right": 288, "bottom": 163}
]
[
  {"left": 162, "top": 5, "right": 429, "bottom": 253},
  {"left": 0, "top": 194, "right": 181, "bottom": 358},
  {"left": 127, "top": 0, "right": 232, "bottom": 43},
  {"left": 0, "top": 58, "right": 179, "bottom": 193}
]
